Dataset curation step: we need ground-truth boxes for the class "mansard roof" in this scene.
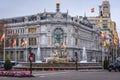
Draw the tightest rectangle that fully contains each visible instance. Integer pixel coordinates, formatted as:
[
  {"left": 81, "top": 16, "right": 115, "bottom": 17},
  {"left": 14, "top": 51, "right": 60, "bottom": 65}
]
[
  {"left": 0, "top": 11, "right": 93, "bottom": 29},
  {"left": 81, "top": 16, "right": 93, "bottom": 28},
  {"left": 2, "top": 12, "right": 67, "bottom": 23}
]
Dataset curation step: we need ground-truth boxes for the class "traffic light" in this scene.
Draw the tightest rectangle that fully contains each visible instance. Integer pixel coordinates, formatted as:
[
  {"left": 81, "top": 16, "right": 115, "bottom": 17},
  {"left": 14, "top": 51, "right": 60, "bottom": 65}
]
[
  {"left": 28, "top": 47, "right": 34, "bottom": 62},
  {"left": 75, "top": 52, "right": 78, "bottom": 71},
  {"left": 29, "top": 54, "right": 34, "bottom": 62},
  {"left": 28, "top": 47, "right": 34, "bottom": 76}
]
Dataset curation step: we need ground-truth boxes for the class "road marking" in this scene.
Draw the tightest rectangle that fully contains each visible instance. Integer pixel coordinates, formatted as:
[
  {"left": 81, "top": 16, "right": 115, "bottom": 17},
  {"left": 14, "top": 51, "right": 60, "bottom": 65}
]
[
  {"left": 34, "top": 72, "right": 68, "bottom": 76},
  {"left": 40, "top": 75, "right": 45, "bottom": 77}
]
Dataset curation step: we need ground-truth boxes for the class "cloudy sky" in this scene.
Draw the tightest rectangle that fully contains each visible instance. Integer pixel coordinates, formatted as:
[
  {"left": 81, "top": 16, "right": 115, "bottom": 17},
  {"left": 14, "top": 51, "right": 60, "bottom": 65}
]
[{"left": 0, "top": 0, "right": 120, "bottom": 37}]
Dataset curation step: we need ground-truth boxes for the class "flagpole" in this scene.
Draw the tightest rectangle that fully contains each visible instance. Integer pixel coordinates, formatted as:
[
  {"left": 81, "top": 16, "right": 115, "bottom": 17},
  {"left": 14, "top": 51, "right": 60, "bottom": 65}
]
[
  {"left": 2, "top": 27, "right": 6, "bottom": 62},
  {"left": 115, "top": 44, "right": 117, "bottom": 62},
  {"left": 26, "top": 42, "right": 27, "bottom": 62},
  {"left": 113, "top": 45, "right": 115, "bottom": 62},
  {"left": 3, "top": 33, "right": 5, "bottom": 62},
  {"left": 15, "top": 46, "right": 17, "bottom": 64}
]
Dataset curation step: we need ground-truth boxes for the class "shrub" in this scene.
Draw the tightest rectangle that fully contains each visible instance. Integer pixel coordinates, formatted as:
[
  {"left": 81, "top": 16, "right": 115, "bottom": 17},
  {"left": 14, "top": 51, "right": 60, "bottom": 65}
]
[
  {"left": 4, "top": 59, "right": 12, "bottom": 70},
  {"left": 103, "top": 59, "right": 109, "bottom": 69}
]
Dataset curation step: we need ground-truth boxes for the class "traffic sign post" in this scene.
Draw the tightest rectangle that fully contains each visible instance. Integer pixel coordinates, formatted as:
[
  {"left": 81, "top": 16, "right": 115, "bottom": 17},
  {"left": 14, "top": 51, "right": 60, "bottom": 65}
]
[{"left": 29, "top": 55, "right": 34, "bottom": 62}]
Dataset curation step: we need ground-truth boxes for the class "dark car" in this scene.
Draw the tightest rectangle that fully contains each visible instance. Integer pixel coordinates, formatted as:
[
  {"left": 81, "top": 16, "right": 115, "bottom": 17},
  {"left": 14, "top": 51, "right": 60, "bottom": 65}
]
[{"left": 108, "top": 61, "right": 120, "bottom": 72}]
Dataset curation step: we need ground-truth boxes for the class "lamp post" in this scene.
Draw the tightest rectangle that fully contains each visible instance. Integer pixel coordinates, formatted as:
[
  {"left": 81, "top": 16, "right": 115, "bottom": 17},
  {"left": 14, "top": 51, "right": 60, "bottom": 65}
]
[{"left": 115, "top": 44, "right": 118, "bottom": 62}]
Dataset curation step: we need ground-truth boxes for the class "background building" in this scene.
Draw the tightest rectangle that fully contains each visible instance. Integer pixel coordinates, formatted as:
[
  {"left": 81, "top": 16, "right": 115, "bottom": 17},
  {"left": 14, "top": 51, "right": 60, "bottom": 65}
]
[
  {"left": 0, "top": 2, "right": 102, "bottom": 63},
  {"left": 80, "top": 1, "right": 119, "bottom": 62},
  {"left": 0, "top": 1, "right": 118, "bottom": 63}
]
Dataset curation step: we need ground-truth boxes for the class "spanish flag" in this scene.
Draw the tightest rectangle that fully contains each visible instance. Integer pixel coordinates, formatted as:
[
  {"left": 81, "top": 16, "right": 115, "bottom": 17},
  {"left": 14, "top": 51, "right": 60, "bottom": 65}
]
[
  {"left": 91, "top": 8, "right": 94, "bottom": 13},
  {"left": 12, "top": 39, "right": 16, "bottom": 47},
  {"left": 114, "top": 36, "right": 118, "bottom": 45},
  {"left": 0, "top": 33, "right": 5, "bottom": 42},
  {"left": 62, "top": 42, "right": 66, "bottom": 49},
  {"left": 21, "top": 38, "right": 27, "bottom": 46},
  {"left": 103, "top": 41, "right": 107, "bottom": 47},
  {"left": 101, "top": 32, "right": 105, "bottom": 41}
]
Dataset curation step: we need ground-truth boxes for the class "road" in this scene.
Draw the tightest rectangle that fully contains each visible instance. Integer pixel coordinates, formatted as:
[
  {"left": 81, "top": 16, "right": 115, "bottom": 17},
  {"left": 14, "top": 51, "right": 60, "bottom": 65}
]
[{"left": 0, "top": 70, "right": 120, "bottom": 80}]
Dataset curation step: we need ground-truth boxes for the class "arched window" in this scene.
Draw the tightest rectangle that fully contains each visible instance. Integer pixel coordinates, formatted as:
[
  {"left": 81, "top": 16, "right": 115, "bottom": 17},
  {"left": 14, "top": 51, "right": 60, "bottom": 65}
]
[{"left": 53, "top": 28, "right": 63, "bottom": 44}]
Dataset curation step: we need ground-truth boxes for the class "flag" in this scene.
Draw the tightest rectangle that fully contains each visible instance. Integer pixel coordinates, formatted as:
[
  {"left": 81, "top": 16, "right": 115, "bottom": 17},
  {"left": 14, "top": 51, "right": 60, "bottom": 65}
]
[
  {"left": 21, "top": 38, "right": 27, "bottom": 46},
  {"left": 12, "top": 39, "right": 16, "bottom": 47},
  {"left": 114, "top": 36, "right": 118, "bottom": 45},
  {"left": 91, "top": 8, "right": 94, "bottom": 13},
  {"left": 62, "top": 42, "right": 66, "bottom": 49},
  {"left": 0, "top": 33, "right": 5, "bottom": 42},
  {"left": 103, "top": 41, "right": 106, "bottom": 47},
  {"left": 101, "top": 32, "right": 105, "bottom": 41}
]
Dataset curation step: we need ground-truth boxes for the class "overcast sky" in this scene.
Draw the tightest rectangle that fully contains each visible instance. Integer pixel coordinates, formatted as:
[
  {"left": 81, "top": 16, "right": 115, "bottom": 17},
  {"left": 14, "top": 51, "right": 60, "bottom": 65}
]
[{"left": 0, "top": 0, "right": 120, "bottom": 37}]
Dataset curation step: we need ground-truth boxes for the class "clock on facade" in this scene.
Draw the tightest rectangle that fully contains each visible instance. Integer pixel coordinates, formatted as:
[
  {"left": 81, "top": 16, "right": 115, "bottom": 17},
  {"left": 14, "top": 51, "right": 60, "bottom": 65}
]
[{"left": 103, "top": 6, "right": 108, "bottom": 10}]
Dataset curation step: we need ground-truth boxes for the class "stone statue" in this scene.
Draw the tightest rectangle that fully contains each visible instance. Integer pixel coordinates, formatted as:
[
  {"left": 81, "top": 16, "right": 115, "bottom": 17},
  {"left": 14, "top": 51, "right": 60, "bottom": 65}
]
[{"left": 48, "top": 43, "right": 69, "bottom": 63}]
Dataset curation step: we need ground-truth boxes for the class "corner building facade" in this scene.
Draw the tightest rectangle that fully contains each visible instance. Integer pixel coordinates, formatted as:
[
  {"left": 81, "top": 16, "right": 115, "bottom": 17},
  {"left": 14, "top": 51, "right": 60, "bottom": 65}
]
[
  {"left": 86, "top": 1, "right": 119, "bottom": 62},
  {"left": 2, "top": 3, "right": 103, "bottom": 63}
]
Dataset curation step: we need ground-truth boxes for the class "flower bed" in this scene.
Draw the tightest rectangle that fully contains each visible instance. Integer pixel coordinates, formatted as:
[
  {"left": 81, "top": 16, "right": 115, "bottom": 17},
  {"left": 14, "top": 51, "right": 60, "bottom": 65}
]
[{"left": 0, "top": 71, "right": 32, "bottom": 77}]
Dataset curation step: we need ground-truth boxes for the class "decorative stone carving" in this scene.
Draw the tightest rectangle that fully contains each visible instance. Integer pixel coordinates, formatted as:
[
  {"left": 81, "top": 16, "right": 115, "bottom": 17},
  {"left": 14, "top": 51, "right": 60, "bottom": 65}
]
[
  {"left": 47, "top": 43, "right": 69, "bottom": 63},
  {"left": 54, "top": 12, "right": 63, "bottom": 21}
]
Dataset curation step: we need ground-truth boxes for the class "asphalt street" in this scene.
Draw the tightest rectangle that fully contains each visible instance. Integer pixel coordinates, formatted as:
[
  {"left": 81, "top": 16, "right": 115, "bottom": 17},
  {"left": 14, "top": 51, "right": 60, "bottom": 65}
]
[{"left": 0, "top": 70, "right": 120, "bottom": 80}]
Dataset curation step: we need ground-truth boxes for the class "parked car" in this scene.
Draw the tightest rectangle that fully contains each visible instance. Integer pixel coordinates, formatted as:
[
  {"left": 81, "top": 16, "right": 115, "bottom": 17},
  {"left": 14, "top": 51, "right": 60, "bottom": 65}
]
[{"left": 108, "top": 61, "right": 120, "bottom": 72}]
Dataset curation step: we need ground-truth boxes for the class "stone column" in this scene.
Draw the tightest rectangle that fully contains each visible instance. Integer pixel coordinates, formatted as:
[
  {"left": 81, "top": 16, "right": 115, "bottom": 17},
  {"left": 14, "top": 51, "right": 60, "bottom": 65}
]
[
  {"left": 14, "top": 47, "right": 17, "bottom": 63},
  {"left": 25, "top": 47, "right": 27, "bottom": 62},
  {"left": 25, "top": 37, "right": 28, "bottom": 62}
]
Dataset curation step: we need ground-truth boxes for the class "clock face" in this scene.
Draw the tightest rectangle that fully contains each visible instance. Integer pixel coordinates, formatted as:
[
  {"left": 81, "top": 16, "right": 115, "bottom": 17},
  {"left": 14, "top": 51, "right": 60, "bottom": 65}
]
[{"left": 103, "top": 6, "right": 108, "bottom": 10}]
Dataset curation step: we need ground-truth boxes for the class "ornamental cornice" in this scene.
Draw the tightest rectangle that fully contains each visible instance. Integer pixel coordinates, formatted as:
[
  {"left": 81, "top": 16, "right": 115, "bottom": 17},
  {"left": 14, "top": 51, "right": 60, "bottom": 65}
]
[{"left": 5, "top": 20, "right": 93, "bottom": 32}]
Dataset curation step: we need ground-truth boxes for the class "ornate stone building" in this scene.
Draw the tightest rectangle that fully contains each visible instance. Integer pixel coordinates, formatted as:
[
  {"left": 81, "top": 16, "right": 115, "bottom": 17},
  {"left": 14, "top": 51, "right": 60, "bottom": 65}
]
[
  {"left": 0, "top": 2, "right": 107, "bottom": 63},
  {"left": 87, "top": 0, "right": 119, "bottom": 44},
  {"left": 83, "top": 0, "right": 119, "bottom": 61}
]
